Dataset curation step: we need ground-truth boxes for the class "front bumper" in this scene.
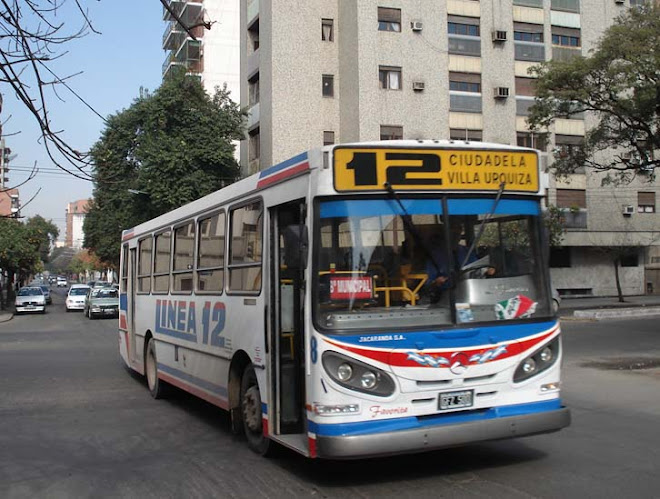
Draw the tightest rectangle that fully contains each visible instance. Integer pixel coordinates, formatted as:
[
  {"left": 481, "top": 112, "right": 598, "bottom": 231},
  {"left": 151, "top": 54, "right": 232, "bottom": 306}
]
[
  {"left": 16, "top": 304, "right": 45, "bottom": 313},
  {"left": 67, "top": 302, "right": 85, "bottom": 310},
  {"left": 314, "top": 404, "right": 570, "bottom": 459}
]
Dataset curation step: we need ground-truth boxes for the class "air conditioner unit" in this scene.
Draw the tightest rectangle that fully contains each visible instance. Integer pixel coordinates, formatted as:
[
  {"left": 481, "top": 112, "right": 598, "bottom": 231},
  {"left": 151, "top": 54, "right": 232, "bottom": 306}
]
[
  {"left": 494, "top": 86, "right": 510, "bottom": 99},
  {"left": 492, "top": 30, "right": 507, "bottom": 42},
  {"left": 411, "top": 21, "right": 423, "bottom": 31},
  {"left": 412, "top": 81, "right": 425, "bottom": 91},
  {"left": 623, "top": 205, "right": 635, "bottom": 216}
]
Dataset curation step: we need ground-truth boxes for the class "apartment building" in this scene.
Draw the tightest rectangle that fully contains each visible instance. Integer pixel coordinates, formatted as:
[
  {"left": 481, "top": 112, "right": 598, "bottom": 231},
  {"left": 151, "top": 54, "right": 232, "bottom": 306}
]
[
  {"left": 162, "top": 0, "right": 240, "bottom": 103},
  {"left": 65, "top": 200, "right": 90, "bottom": 249},
  {"left": 240, "top": 0, "right": 660, "bottom": 296}
]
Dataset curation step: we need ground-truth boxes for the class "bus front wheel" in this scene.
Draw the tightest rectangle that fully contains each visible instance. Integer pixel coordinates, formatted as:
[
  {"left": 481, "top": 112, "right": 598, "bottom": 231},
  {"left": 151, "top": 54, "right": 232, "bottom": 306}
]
[
  {"left": 146, "top": 338, "right": 167, "bottom": 399},
  {"left": 240, "top": 364, "right": 270, "bottom": 455}
]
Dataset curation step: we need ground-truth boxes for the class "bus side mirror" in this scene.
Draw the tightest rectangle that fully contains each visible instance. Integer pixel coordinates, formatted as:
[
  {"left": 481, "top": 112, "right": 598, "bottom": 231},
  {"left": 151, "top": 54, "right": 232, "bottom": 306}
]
[{"left": 283, "top": 224, "right": 309, "bottom": 270}]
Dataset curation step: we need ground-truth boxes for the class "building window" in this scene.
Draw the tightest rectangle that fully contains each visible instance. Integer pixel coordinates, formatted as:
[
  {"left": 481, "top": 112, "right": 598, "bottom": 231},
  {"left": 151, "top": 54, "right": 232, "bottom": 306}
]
[
  {"left": 379, "top": 66, "right": 401, "bottom": 90},
  {"left": 638, "top": 192, "right": 656, "bottom": 213},
  {"left": 378, "top": 7, "right": 401, "bottom": 32},
  {"left": 550, "top": 0, "right": 580, "bottom": 13},
  {"left": 551, "top": 30, "right": 581, "bottom": 47},
  {"left": 249, "top": 128, "right": 260, "bottom": 162},
  {"left": 380, "top": 125, "right": 403, "bottom": 140},
  {"left": 323, "top": 131, "right": 335, "bottom": 146},
  {"left": 248, "top": 20, "right": 259, "bottom": 51},
  {"left": 197, "top": 212, "right": 225, "bottom": 292},
  {"left": 137, "top": 237, "right": 152, "bottom": 293},
  {"left": 514, "top": 31, "right": 543, "bottom": 43},
  {"left": 153, "top": 230, "right": 172, "bottom": 293},
  {"left": 555, "top": 134, "right": 584, "bottom": 160},
  {"left": 515, "top": 77, "right": 536, "bottom": 96},
  {"left": 621, "top": 252, "right": 639, "bottom": 267},
  {"left": 450, "top": 129, "right": 483, "bottom": 141},
  {"left": 448, "top": 22, "right": 480, "bottom": 37},
  {"left": 556, "top": 189, "right": 586, "bottom": 209},
  {"left": 517, "top": 132, "right": 548, "bottom": 151},
  {"left": 248, "top": 73, "right": 259, "bottom": 107},
  {"left": 549, "top": 247, "right": 571, "bottom": 268},
  {"left": 322, "top": 18, "right": 334, "bottom": 41},
  {"left": 322, "top": 74, "right": 334, "bottom": 97},
  {"left": 449, "top": 72, "right": 481, "bottom": 92},
  {"left": 172, "top": 221, "right": 195, "bottom": 293},
  {"left": 229, "top": 201, "right": 263, "bottom": 293}
]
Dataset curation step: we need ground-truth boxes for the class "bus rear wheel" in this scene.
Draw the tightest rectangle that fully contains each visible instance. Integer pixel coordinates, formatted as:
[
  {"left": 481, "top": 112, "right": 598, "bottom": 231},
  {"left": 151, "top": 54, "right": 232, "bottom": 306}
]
[
  {"left": 146, "top": 338, "right": 167, "bottom": 399},
  {"left": 240, "top": 364, "right": 271, "bottom": 455}
]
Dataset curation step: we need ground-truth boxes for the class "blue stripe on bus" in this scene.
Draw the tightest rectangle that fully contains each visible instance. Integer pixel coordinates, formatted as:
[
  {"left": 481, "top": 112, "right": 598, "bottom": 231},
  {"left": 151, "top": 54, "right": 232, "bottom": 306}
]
[
  {"left": 319, "top": 198, "right": 539, "bottom": 219},
  {"left": 157, "top": 363, "right": 228, "bottom": 397},
  {"left": 119, "top": 293, "right": 127, "bottom": 311},
  {"left": 320, "top": 199, "right": 443, "bottom": 218},
  {"left": 308, "top": 399, "right": 562, "bottom": 437},
  {"left": 259, "top": 152, "right": 308, "bottom": 178},
  {"left": 324, "top": 320, "right": 557, "bottom": 350},
  {"left": 447, "top": 198, "right": 540, "bottom": 215}
]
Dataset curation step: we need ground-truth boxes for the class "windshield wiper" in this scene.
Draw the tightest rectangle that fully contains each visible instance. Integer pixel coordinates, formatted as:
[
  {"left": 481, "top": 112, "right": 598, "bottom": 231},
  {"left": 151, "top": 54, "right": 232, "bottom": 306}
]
[
  {"left": 383, "top": 182, "right": 444, "bottom": 277},
  {"left": 459, "top": 182, "right": 506, "bottom": 270}
]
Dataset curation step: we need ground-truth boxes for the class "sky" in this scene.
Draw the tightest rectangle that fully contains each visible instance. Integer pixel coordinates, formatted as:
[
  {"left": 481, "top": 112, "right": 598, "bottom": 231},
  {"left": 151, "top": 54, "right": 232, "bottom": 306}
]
[{"left": 2, "top": 1, "right": 165, "bottom": 241}]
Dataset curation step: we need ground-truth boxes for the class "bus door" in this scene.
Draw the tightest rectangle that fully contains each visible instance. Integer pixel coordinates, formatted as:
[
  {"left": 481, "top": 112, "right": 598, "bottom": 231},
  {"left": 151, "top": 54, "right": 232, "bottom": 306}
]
[
  {"left": 269, "top": 200, "right": 307, "bottom": 436},
  {"left": 127, "top": 248, "right": 137, "bottom": 367}
]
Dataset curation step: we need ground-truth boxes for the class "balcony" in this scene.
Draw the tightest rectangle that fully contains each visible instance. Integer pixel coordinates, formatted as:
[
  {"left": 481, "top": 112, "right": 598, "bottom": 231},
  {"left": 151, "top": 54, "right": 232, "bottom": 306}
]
[
  {"left": 162, "top": 53, "right": 186, "bottom": 78},
  {"left": 560, "top": 209, "right": 587, "bottom": 229},
  {"left": 162, "top": 21, "right": 185, "bottom": 50},
  {"left": 162, "top": 0, "right": 203, "bottom": 23},
  {"left": 174, "top": 38, "right": 202, "bottom": 63}
]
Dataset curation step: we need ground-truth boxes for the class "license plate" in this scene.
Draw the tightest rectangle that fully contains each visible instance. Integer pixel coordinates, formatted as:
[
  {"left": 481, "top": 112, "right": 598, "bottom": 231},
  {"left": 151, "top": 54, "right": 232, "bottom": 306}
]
[{"left": 439, "top": 390, "right": 474, "bottom": 410}]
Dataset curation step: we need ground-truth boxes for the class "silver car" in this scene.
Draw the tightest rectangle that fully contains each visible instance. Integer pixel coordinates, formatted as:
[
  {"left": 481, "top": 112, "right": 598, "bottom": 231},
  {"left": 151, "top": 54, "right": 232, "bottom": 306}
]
[{"left": 15, "top": 287, "right": 46, "bottom": 314}]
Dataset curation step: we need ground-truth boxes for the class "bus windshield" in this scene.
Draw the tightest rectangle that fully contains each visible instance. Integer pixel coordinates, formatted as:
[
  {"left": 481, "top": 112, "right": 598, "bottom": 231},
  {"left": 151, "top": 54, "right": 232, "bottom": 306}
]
[{"left": 314, "top": 197, "right": 552, "bottom": 332}]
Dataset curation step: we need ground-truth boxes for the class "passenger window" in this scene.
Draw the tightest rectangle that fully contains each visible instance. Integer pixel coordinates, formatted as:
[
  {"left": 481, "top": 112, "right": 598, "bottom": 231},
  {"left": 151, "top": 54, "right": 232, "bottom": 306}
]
[
  {"left": 228, "top": 201, "right": 263, "bottom": 292},
  {"left": 173, "top": 222, "right": 195, "bottom": 292},
  {"left": 137, "top": 237, "right": 152, "bottom": 293},
  {"left": 197, "top": 212, "right": 225, "bottom": 292},
  {"left": 153, "top": 230, "right": 171, "bottom": 293}
]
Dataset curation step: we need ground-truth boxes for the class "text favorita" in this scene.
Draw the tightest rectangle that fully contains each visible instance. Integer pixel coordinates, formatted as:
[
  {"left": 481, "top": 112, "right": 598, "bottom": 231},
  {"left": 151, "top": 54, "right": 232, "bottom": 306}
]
[{"left": 370, "top": 405, "right": 409, "bottom": 418}]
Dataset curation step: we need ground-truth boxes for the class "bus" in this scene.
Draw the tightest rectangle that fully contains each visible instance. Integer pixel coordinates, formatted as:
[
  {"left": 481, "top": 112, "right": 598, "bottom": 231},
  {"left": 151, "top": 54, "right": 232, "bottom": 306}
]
[{"left": 119, "top": 140, "right": 570, "bottom": 459}]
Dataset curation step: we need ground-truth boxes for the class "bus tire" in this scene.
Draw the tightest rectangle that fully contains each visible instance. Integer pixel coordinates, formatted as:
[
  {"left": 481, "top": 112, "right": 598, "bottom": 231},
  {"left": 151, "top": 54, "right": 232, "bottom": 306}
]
[
  {"left": 146, "top": 337, "right": 168, "bottom": 399},
  {"left": 240, "top": 364, "right": 271, "bottom": 455}
]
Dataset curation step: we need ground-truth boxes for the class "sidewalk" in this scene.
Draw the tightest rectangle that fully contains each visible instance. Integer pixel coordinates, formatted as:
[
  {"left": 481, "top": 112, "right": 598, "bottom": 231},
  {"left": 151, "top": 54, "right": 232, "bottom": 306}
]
[{"left": 560, "top": 295, "right": 660, "bottom": 320}]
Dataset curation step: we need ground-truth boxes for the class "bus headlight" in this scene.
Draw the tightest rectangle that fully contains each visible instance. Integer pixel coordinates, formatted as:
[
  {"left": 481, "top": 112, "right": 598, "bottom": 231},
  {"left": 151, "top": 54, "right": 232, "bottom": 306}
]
[
  {"left": 322, "top": 352, "right": 395, "bottom": 397},
  {"left": 514, "top": 336, "right": 561, "bottom": 383}
]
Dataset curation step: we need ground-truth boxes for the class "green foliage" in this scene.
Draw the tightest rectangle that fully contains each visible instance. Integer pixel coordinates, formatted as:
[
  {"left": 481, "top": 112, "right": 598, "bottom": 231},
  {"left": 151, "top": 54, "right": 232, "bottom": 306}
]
[
  {"left": 0, "top": 218, "right": 39, "bottom": 276},
  {"left": 85, "top": 73, "right": 245, "bottom": 267},
  {"left": 543, "top": 205, "right": 566, "bottom": 248},
  {"left": 528, "top": 4, "right": 660, "bottom": 183},
  {"left": 24, "top": 215, "right": 59, "bottom": 263}
]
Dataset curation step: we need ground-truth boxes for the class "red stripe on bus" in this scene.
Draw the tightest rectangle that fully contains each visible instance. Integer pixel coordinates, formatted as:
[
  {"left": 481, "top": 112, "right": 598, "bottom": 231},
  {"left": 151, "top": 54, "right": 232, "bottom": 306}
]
[
  {"left": 256, "top": 162, "right": 309, "bottom": 188},
  {"left": 308, "top": 436, "right": 317, "bottom": 458}
]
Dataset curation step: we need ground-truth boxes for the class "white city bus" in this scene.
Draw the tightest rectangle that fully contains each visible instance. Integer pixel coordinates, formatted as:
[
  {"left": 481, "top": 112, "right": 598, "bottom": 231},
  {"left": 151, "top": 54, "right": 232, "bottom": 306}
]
[{"left": 119, "top": 140, "right": 570, "bottom": 459}]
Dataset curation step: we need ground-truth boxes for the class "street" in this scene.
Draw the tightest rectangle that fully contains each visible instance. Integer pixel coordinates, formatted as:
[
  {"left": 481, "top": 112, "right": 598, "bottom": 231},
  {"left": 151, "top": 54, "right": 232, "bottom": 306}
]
[{"left": 1, "top": 288, "right": 659, "bottom": 498}]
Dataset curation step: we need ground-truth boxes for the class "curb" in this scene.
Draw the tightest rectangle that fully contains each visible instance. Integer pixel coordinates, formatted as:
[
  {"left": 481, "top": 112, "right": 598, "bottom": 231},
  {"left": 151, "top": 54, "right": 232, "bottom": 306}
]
[
  {"left": 0, "top": 312, "right": 13, "bottom": 323},
  {"left": 573, "top": 306, "right": 660, "bottom": 320}
]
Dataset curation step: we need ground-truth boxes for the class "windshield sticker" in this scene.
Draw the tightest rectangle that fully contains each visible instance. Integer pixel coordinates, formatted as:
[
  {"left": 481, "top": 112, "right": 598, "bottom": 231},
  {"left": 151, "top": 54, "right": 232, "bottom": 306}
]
[
  {"left": 329, "top": 276, "right": 373, "bottom": 300},
  {"left": 456, "top": 303, "right": 475, "bottom": 323},
  {"left": 495, "top": 294, "right": 537, "bottom": 320}
]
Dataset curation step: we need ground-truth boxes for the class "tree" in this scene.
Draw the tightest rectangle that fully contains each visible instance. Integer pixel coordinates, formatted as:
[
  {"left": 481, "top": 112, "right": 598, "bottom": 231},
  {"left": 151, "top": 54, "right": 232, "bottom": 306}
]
[
  {"left": 84, "top": 73, "right": 244, "bottom": 267},
  {"left": 68, "top": 250, "right": 103, "bottom": 280},
  {"left": 0, "top": 218, "right": 39, "bottom": 306},
  {"left": 528, "top": 4, "right": 660, "bottom": 183},
  {"left": 24, "top": 216, "right": 59, "bottom": 264}
]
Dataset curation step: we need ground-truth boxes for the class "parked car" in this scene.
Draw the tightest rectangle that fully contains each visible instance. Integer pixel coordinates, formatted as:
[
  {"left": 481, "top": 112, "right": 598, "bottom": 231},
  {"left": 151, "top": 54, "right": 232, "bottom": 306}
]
[
  {"left": 39, "top": 285, "right": 52, "bottom": 305},
  {"left": 57, "top": 276, "right": 68, "bottom": 287},
  {"left": 15, "top": 287, "right": 46, "bottom": 314},
  {"left": 65, "top": 284, "right": 90, "bottom": 312},
  {"left": 85, "top": 287, "right": 119, "bottom": 319}
]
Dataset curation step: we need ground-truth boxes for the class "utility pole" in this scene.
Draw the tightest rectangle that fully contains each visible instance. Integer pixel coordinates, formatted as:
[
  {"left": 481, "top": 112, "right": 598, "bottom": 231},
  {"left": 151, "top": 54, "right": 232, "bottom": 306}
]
[{"left": 0, "top": 138, "right": 10, "bottom": 189}]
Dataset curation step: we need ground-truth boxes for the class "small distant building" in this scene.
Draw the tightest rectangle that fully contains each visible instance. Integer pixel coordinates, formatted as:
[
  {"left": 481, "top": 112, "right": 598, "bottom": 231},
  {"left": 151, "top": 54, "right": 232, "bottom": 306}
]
[
  {"left": 0, "top": 188, "right": 19, "bottom": 218},
  {"left": 65, "top": 199, "right": 90, "bottom": 249}
]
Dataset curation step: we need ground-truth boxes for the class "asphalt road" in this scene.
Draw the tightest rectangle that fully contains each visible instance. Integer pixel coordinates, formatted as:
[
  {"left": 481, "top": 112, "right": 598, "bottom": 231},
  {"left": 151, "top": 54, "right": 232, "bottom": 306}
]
[{"left": 1, "top": 289, "right": 659, "bottom": 498}]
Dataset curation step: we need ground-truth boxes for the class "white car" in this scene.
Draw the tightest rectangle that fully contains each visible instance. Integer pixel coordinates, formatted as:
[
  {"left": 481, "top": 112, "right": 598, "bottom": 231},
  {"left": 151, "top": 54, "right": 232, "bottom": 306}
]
[
  {"left": 66, "top": 284, "right": 90, "bottom": 311},
  {"left": 15, "top": 287, "right": 46, "bottom": 314},
  {"left": 57, "top": 277, "right": 68, "bottom": 287}
]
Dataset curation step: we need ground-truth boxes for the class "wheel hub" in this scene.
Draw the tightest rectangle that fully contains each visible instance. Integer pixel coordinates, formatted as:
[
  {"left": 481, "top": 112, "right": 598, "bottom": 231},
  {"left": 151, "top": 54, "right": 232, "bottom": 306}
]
[{"left": 242, "top": 386, "right": 262, "bottom": 432}]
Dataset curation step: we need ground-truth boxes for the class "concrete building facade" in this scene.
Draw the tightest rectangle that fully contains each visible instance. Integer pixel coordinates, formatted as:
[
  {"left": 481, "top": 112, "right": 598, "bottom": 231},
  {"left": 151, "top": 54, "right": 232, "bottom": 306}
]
[
  {"left": 240, "top": 0, "right": 660, "bottom": 297},
  {"left": 65, "top": 200, "right": 90, "bottom": 249}
]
